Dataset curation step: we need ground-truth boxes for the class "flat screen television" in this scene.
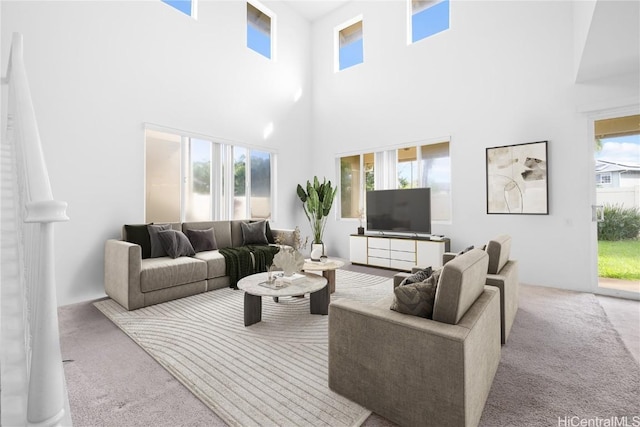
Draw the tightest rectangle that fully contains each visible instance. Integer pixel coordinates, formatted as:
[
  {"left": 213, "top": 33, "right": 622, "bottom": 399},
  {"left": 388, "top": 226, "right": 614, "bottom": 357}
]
[{"left": 366, "top": 188, "right": 431, "bottom": 234}]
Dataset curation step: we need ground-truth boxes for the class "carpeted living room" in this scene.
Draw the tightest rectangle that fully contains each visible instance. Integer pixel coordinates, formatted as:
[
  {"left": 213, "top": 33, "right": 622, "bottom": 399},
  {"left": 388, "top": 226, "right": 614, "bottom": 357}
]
[{"left": 1, "top": 0, "right": 639, "bottom": 426}]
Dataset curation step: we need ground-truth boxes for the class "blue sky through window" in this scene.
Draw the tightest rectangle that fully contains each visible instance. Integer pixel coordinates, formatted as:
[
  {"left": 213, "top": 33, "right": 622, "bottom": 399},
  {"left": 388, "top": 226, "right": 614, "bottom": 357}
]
[
  {"left": 596, "top": 134, "right": 640, "bottom": 165},
  {"left": 162, "top": 0, "right": 192, "bottom": 16},
  {"left": 247, "top": 25, "right": 271, "bottom": 59},
  {"left": 339, "top": 39, "right": 363, "bottom": 70},
  {"left": 412, "top": 0, "right": 449, "bottom": 43}
]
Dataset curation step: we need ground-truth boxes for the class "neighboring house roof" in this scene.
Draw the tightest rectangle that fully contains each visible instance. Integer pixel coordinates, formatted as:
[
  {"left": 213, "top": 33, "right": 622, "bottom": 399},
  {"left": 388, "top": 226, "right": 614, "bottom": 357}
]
[{"left": 595, "top": 159, "right": 640, "bottom": 174}]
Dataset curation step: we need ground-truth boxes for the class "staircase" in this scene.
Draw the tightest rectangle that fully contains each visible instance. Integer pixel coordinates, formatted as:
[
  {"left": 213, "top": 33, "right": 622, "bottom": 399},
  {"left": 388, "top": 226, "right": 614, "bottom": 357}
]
[{"left": 1, "top": 32, "right": 72, "bottom": 427}]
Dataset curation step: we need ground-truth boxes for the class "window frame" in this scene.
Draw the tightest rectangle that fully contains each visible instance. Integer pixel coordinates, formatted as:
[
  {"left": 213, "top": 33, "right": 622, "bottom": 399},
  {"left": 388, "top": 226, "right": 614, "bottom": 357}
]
[
  {"left": 161, "top": 0, "right": 198, "bottom": 19},
  {"left": 407, "top": 0, "right": 450, "bottom": 45},
  {"left": 144, "top": 126, "right": 277, "bottom": 223},
  {"left": 596, "top": 172, "right": 612, "bottom": 186},
  {"left": 334, "top": 15, "right": 364, "bottom": 72},
  {"left": 247, "top": 0, "right": 277, "bottom": 61},
  {"left": 337, "top": 137, "right": 452, "bottom": 226}
]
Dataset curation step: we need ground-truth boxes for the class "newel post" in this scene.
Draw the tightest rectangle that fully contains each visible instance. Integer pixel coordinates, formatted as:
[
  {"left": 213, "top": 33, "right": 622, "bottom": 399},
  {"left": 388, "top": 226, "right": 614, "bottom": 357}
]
[{"left": 25, "top": 200, "right": 69, "bottom": 427}]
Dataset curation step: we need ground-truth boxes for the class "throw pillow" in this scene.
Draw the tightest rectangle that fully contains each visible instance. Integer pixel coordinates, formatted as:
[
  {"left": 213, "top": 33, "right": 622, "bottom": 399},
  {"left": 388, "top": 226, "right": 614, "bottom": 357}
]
[
  {"left": 458, "top": 245, "right": 474, "bottom": 256},
  {"left": 157, "top": 230, "right": 196, "bottom": 259},
  {"left": 399, "top": 266, "right": 433, "bottom": 286},
  {"left": 390, "top": 276, "right": 438, "bottom": 319},
  {"left": 241, "top": 220, "right": 269, "bottom": 245},
  {"left": 185, "top": 228, "right": 218, "bottom": 252},
  {"left": 148, "top": 224, "right": 172, "bottom": 258},
  {"left": 265, "top": 221, "right": 275, "bottom": 244},
  {"left": 125, "top": 223, "right": 152, "bottom": 259}
]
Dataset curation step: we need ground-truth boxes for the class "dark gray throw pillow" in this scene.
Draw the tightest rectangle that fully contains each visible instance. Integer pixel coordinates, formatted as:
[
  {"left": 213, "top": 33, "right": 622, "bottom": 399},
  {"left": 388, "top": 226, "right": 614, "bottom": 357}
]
[
  {"left": 157, "top": 230, "right": 196, "bottom": 259},
  {"left": 390, "top": 278, "right": 438, "bottom": 319},
  {"left": 148, "top": 224, "right": 172, "bottom": 258},
  {"left": 185, "top": 228, "right": 217, "bottom": 252},
  {"left": 458, "top": 245, "right": 474, "bottom": 256},
  {"left": 241, "top": 220, "right": 269, "bottom": 245},
  {"left": 399, "top": 266, "right": 433, "bottom": 286},
  {"left": 125, "top": 223, "right": 152, "bottom": 259}
]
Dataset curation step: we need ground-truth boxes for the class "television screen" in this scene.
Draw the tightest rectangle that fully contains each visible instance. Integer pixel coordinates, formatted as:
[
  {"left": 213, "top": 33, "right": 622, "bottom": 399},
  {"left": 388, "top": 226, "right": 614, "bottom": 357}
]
[{"left": 366, "top": 188, "right": 431, "bottom": 234}]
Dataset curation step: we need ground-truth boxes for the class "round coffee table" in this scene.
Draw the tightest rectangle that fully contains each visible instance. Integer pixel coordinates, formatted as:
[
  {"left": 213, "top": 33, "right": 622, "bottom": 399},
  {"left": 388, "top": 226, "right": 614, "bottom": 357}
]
[
  {"left": 237, "top": 272, "right": 328, "bottom": 326},
  {"left": 303, "top": 258, "right": 345, "bottom": 294}
]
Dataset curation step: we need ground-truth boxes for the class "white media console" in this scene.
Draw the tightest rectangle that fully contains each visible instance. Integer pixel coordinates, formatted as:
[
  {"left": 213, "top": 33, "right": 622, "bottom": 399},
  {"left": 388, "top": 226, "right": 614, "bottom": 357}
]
[{"left": 349, "top": 234, "right": 451, "bottom": 271}]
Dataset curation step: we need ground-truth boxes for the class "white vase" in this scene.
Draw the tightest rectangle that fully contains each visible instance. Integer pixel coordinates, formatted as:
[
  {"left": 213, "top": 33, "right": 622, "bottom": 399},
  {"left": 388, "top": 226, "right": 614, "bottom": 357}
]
[{"left": 310, "top": 242, "right": 326, "bottom": 261}]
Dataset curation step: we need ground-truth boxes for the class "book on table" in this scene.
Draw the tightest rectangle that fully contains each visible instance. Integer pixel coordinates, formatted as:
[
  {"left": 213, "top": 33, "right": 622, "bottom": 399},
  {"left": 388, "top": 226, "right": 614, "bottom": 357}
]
[{"left": 278, "top": 273, "right": 306, "bottom": 285}]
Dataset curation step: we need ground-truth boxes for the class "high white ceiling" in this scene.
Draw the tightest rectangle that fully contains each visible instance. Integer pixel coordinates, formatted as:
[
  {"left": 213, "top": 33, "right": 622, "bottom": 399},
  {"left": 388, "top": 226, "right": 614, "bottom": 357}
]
[{"left": 283, "top": 0, "right": 350, "bottom": 22}]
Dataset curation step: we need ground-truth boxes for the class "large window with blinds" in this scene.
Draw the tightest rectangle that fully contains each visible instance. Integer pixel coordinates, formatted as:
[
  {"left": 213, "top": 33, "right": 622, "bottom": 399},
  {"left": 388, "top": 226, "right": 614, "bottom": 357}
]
[
  {"left": 247, "top": 1, "right": 274, "bottom": 59},
  {"left": 145, "top": 129, "right": 274, "bottom": 223},
  {"left": 338, "top": 141, "right": 451, "bottom": 223},
  {"left": 336, "top": 17, "right": 364, "bottom": 71}
]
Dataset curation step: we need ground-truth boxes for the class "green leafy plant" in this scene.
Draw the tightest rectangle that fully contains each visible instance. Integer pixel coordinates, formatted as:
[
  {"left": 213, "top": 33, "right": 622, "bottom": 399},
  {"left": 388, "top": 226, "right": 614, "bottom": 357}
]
[
  {"left": 598, "top": 204, "right": 640, "bottom": 241},
  {"left": 296, "top": 176, "right": 337, "bottom": 244}
]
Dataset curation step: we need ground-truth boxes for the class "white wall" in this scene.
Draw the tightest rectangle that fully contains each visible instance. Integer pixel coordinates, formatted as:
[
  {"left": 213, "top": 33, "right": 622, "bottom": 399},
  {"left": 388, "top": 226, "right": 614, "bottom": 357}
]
[
  {"left": 310, "top": 0, "right": 639, "bottom": 292},
  {"left": 1, "top": 0, "right": 312, "bottom": 305}
]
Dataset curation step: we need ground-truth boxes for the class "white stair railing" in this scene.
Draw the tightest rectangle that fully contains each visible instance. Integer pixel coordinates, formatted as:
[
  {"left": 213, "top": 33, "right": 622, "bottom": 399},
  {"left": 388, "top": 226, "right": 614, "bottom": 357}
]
[{"left": 1, "top": 32, "right": 72, "bottom": 427}]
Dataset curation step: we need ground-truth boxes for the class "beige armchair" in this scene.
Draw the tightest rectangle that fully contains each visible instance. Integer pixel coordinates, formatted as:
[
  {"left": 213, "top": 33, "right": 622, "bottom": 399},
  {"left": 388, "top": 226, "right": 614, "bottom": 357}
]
[
  {"left": 441, "top": 235, "right": 518, "bottom": 344},
  {"left": 329, "top": 249, "right": 501, "bottom": 427}
]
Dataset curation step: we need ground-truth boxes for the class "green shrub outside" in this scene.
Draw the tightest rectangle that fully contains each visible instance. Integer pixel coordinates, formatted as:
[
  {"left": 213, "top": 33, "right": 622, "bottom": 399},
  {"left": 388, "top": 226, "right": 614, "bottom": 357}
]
[{"left": 597, "top": 204, "right": 640, "bottom": 241}]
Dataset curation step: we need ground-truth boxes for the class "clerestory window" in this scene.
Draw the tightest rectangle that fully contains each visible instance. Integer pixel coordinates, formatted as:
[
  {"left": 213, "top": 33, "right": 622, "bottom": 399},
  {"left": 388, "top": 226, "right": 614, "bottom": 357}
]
[
  {"left": 247, "top": 1, "right": 275, "bottom": 59},
  {"left": 409, "top": 0, "right": 449, "bottom": 44}
]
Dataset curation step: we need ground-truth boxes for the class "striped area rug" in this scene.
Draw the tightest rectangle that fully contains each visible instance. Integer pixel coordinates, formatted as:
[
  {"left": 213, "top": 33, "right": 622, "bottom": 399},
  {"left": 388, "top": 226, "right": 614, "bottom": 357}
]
[{"left": 94, "top": 269, "right": 392, "bottom": 427}]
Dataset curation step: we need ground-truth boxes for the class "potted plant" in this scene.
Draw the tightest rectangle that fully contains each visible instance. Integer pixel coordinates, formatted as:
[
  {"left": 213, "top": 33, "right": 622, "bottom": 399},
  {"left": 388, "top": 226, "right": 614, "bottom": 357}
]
[{"left": 296, "top": 176, "right": 337, "bottom": 260}]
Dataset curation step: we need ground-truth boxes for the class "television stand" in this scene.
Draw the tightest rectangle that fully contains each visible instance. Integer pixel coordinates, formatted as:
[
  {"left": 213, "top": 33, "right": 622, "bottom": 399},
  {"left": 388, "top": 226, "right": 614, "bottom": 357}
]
[{"left": 349, "top": 234, "right": 451, "bottom": 271}]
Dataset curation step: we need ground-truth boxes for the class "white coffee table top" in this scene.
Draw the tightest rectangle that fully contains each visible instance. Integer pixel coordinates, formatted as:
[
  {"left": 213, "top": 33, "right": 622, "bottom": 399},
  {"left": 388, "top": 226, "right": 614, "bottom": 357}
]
[
  {"left": 237, "top": 272, "right": 327, "bottom": 297},
  {"left": 303, "top": 258, "right": 345, "bottom": 271}
]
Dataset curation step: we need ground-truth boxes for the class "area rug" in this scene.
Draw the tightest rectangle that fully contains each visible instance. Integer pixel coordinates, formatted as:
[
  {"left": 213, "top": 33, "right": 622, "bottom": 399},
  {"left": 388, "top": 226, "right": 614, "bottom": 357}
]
[
  {"left": 94, "top": 270, "right": 392, "bottom": 427},
  {"left": 479, "top": 285, "right": 640, "bottom": 426}
]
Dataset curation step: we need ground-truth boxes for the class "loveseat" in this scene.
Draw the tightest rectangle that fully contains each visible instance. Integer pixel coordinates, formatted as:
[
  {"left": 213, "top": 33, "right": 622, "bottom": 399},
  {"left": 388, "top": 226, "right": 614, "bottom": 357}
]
[
  {"left": 104, "top": 220, "right": 295, "bottom": 310},
  {"left": 329, "top": 249, "right": 501, "bottom": 427}
]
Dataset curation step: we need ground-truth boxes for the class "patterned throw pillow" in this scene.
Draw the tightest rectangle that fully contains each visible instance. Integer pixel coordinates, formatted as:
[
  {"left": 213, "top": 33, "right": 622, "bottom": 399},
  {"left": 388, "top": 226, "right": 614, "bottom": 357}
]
[
  {"left": 390, "top": 275, "right": 438, "bottom": 318},
  {"left": 148, "top": 224, "right": 172, "bottom": 258},
  {"left": 157, "top": 230, "right": 196, "bottom": 259},
  {"left": 185, "top": 228, "right": 217, "bottom": 252},
  {"left": 399, "top": 267, "right": 433, "bottom": 286}
]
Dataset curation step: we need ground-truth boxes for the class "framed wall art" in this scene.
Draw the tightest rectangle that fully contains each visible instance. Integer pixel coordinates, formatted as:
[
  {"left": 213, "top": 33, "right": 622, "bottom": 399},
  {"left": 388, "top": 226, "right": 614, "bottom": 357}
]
[{"left": 486, "top": 141, "right": 548, "bottom": 215}]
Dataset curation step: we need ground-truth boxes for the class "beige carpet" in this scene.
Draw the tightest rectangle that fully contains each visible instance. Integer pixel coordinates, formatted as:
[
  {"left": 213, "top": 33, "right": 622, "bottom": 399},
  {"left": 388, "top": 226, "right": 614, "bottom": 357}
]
[{"left": 94, "top": 270, "right": 391, "bottom": 427}]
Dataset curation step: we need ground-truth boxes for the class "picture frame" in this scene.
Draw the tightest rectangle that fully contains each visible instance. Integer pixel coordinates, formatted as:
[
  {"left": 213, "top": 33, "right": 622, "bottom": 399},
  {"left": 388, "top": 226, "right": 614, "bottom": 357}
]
[{"left": 486, "top": 141, "right": 548, "bottom": 215}]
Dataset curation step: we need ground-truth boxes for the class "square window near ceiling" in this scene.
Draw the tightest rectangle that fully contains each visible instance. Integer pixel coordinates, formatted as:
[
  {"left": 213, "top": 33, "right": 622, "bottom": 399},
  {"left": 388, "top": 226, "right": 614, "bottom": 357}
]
[
  {"left": 337, "top": 18, "right": 363, "bottom": 71},
  {"left": 410, "top": 0, "right": 449, "bottom": 44},
  {"left": 162, "top": 0, "right": 196, "bottom": 18},
  {"left": 247, "top": 2, "right": 273, "bottom": 59}
]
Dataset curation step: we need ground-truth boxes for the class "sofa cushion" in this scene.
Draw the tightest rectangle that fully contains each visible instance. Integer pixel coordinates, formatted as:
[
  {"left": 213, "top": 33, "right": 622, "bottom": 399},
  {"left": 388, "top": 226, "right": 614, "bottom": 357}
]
[
  {"left": 157, "top": 229, "right": 196, "bottom": 259},
  {"left": 390, "top": 273, "right": 439, "bottom": 318},
  {"left": 486, "top": 235, "right": 511, "bottom": 274},
  {"left": 183, "top": 221, "right": 233, "bottom": 249},
  {"left": 398, "top": 266, "right": 432, "bottom": 286},
  {"left": 193, "top": 250, "right": 227, "bottom": 279},
  {"left": 140, "top": 256, "right": 207, "bottom": 293},
  {"left": 185, "top": 228, "right": 217, "bottom": 252},
  {"left": 148, "top": 224, "right": 172, "bottom": 258},
  {"left": 124, "top": 224, "right": 152, "bottom": 259},
  {"left": 241, "top": 220, "right": 269, "bottom": 245},
  {"left": 432, "top": 248, "right": 489, "bottom": 325}
]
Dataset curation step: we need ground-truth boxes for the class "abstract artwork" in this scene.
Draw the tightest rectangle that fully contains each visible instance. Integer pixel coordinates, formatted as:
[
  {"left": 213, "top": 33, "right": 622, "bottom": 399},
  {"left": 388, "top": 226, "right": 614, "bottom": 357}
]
[{"left": 486, "top": 141, "right": 548, "bottom": 214}]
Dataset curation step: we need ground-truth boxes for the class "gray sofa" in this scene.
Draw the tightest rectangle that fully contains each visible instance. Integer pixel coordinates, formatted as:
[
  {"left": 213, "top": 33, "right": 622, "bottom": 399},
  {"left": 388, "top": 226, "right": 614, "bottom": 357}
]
[
  {"left": 329, "top": 249, "right": 501, "bottom": 427},
  {"left": 104, "top": 220, "right": 295, "bottom": 310}
]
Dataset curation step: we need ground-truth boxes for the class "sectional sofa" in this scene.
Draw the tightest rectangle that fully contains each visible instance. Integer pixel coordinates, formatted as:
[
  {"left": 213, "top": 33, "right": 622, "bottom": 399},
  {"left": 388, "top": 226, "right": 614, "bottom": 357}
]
[{"left": 104, "top": 220, "right": 295, "bottom": 310}]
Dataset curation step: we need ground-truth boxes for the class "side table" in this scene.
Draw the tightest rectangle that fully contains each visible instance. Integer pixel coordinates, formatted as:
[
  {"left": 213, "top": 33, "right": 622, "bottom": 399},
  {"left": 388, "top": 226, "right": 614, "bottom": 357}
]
[{"left": 303, "top": 258, "right": 345, "bottom": 294}]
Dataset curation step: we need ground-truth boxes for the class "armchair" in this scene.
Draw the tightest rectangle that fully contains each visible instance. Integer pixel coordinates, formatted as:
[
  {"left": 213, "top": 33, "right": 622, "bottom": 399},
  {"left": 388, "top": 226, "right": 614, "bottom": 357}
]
[
  {"left": 329, "top": 249, "right": 501, "bottom": 427},
  {"left": 441, "top": 235, "right": 518, "bottom": 344}
]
